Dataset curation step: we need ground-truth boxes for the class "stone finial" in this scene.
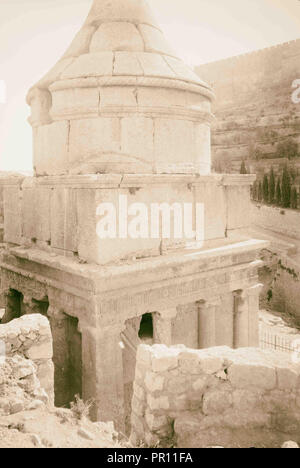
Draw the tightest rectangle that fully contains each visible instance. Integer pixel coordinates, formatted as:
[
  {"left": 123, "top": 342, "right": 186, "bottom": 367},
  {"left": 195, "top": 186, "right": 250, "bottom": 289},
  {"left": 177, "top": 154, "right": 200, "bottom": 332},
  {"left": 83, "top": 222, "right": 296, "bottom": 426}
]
[{"left": 27, "top": 0, "right": 214, "bottom": 176}]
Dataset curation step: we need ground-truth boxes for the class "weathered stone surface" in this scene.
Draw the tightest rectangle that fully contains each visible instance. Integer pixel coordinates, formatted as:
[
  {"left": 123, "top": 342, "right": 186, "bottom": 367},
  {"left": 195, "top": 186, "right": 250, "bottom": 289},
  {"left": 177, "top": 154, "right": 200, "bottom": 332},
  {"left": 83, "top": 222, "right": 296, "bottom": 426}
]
[
  {"left": 3, "top": 186, "right": 22, "bottom": 244},
  {"left": 121, "top": 116, "right": 154, "bottom": 164},
  {"left": 25, "top": 342, "right": 53, "bottom": 361},
  {"left": 138, "top": 24, "right": 175, "bottom": 57},
  {"left": 136, "top": 52, "right": 176, "bottom": 78},
  {"left": 51, "top": 88, "right": 99, "bottom": 119},
  {"left": 203, "top": 389, "right": 232, "bottom": 415},
  {"left": 277, "top": 367, "right": 299, "bottom": 391},
  {"left": 113, "top": 51, "right": 143, "bottom": 76},
  {"left": 34, "top": 121, "right": 69, "bottom": 175},
  {"left": 90, "top": 22, "right": 144, "bottom": 52},
  {"left": 154, "top": 119, "right": 195, "bottom": 168},
  {"left": 132, "top": 345, "right": 300, "bottom": 448},
  {"left": 61, "top": 52, "right": 114, "bottom": 79},
  {"left": 152, "top": 348, "right": 179, "bottom": 373},
  {"left": 228, "top": 363, "right": 276, "bottom": 390},
  {"left": 145, "top": 372, "right": 164, "bottom": 393},
  {"left": 145, "top": 412, "right": 168, "bottom": 432},
  {"left": 69, "top": 117, "right": 121, "bottom": 165},
  {"left": 100, "top": 86, "right": 137, "bottom": 108}
]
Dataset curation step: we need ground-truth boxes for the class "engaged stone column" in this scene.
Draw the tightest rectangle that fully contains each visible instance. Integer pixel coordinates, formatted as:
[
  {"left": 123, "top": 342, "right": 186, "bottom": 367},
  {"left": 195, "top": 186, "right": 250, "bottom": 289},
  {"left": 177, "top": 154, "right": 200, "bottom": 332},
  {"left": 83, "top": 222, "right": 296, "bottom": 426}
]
[
  {"left": 153, "top": 308, "right": 178, "bottom": 346},
  {"left": 80, "top": 323, "right": 125, "bottom": 431},
  {"left": 233, "top": 284, "right": 263, "bottom": 348},
  {"left": 198, "top": 299, "right": 221, "bottom": 349},
  {"left": 47, "top": 306, "right": 70, "bottom": 408}
]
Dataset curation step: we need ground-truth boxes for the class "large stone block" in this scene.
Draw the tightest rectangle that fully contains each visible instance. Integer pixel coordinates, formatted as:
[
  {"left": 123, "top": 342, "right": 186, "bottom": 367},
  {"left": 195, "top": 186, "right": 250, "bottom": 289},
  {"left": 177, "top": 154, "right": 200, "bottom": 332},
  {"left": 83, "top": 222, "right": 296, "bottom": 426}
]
[
  {"left": 154, "top": 119, "right": 195, "bottom": 169},
  {"left": 137, "top": 87, "right": 186, "bottom": 108},
  {"left": 227, "top": 186, "right": 252, "bottom": 230},
  {"left": 22, "top": 185, "right": 51, "bottom": 243},
  {"left": 29, "top": 88, "right": 52, "bottom": 127},
  {"left": 194, "top": 123, "right": 211, "bottom": 175},
  {"left": 203, "top": 389, "right": 233, "bottom": 415},
  {"left": 136, "top": 52, "right": 176, "bottom": 78},
  {"left": 69, "top": 117, "right": 121, "bottom": 166},
  {"left": 3, "top": 186, "right": 22, "bottom": 244},
  {"left": 50, "top": 188, "right": 78, "bottom": 252},
  {"left": 194, "top": 181, "right": 227, "bottom": 240},
  {"left": 121, "top": 116, "right": 154, "bottom": 165},
  {"left": 100, "top": 86, "right": 138, "bottom": 108},
  {"left": 228, "top": 363, "right": 276, "bottom": 390},
  {"left": 138, "top": 24, "right": 175, "bottom": 57},
  {"left": 164, "top": 56, "right": 202, "bottom": 84},
  {"left": 113, "top": 51, "right": 143, "bottom": 76},
  {"left": 90, "top": 22, "right": 144, "bottom": 52},
  {"left": 61, "top": 52, "right": 114, "bottom": 79},
  {"left": 51, "top": 87, "right": 99, "bottom": 119},
  {"left": 34, "top": 121, "right": 69, "bottom": 175}
]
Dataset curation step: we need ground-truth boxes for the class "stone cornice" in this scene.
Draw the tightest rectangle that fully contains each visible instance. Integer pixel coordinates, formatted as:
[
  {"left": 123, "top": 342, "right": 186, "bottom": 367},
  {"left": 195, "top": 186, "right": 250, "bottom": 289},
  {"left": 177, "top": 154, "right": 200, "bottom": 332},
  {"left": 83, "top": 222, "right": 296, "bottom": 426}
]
[
  {"left": 47, "top": 76, "right": 215, "bottom": 101},
  {"left": 3, "top": 173, "right": 256, "bottom": 189},
  {"left": 1, "top": 239, "right": 268, "bottom": 295}
]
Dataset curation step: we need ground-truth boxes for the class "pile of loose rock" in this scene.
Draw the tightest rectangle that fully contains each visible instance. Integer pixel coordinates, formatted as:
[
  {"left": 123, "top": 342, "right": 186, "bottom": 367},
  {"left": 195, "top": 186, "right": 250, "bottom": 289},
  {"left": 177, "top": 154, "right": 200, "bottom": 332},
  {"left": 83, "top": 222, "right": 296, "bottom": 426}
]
[{"left": 0, "top": 354, "right": 47, "bottom": 416}]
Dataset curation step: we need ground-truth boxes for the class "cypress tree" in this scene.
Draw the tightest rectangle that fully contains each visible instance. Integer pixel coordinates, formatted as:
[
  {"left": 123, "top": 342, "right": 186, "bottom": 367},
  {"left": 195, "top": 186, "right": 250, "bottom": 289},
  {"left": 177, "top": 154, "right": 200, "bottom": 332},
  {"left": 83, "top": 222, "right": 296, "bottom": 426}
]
[
  {"left": 269, "top": 167, "right": 275, "bottom": 204},
  {"left": 240, "top": 160, "right": 248, "bottom": 174},
  {"left": 281, "top": 165, "right": 291, "bottom": 208},
  {"left": 258, "top": 181, "right": 263, "bottom": 202},
  {"left": 291, "top": 187, "right": 298, "bottom": 209},
  {"left": 252, "top": 181, "right": 258, "bottom": 201},
  {"left": 276, "top": 178, "right": 282, "bottom": 206},
  {"left": 263, "top": 174, "right": 269, "bottom": 203}
]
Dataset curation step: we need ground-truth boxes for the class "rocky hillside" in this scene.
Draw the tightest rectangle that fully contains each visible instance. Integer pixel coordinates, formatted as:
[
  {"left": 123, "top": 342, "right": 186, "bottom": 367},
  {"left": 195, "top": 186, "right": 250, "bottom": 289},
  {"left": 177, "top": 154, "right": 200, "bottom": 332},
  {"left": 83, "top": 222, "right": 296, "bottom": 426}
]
[{"left": 195, "top": 39, "right": 300, "bottom": 172}]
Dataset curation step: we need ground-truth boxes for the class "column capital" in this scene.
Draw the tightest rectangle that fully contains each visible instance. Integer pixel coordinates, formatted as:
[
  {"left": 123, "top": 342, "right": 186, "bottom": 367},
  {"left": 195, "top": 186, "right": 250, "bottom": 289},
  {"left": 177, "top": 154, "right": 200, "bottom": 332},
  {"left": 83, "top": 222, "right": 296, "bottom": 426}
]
[
  {"left": 234, "top": 284, "right": 263, "bottom": 304},
  {"left": 197, "top": 297, "right": 222, "bottom": 309},
  {"left": 47, "top": 305, "right": 67, "bottom": 322}
]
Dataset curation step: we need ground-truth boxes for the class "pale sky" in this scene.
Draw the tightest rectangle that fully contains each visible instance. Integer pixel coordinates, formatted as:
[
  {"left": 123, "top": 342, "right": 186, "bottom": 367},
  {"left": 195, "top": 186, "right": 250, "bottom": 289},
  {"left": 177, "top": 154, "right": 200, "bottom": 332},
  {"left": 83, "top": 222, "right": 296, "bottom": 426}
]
[{"left": 0, "top": 0, "right": 300, "bottom": 171}]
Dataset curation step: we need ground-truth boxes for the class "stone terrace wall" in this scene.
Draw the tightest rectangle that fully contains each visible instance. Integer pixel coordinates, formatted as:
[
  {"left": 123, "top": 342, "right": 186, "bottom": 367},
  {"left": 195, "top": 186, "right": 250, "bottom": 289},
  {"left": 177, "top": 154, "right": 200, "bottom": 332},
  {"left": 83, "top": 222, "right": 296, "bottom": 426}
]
[
  {"left": 0, "top": 314, "right": 54, "bottom": 404},
  {"left": 131, "top": 344, "right": 300, "bottom": 448}
]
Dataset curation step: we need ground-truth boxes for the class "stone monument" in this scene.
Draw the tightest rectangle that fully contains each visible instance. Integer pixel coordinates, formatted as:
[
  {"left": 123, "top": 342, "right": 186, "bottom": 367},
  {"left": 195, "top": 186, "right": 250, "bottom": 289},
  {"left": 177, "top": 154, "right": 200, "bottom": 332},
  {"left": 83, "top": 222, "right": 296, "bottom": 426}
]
[{"left": 0, "top": 0, "right": 267, "bottom": 430}]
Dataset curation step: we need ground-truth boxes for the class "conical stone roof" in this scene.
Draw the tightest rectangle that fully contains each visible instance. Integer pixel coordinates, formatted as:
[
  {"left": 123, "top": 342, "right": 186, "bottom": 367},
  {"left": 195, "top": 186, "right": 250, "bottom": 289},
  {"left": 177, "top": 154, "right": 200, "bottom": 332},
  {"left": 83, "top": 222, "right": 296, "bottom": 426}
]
[
  {"left": 29, "top": 0, "right": 210, "bottom": 94},
  {"left": 28, "top": 0, "right": 214, "bottom": 176}
]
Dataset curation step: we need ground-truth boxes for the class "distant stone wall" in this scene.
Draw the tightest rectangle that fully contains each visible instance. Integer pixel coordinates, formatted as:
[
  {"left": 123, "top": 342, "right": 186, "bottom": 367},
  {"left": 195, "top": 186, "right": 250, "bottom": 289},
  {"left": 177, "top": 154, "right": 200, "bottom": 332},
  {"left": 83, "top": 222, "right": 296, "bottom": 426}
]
[
  {"left": 251, "top": 203, "right": 300, "bottom": 240},
  {"left": 0, "top": 314, "right": 54, "bottom": 404},
  {"left": 131, "top": 344, "right": 300, "bottom": 448},
  {"left": 259, "top": 249, "right": 300, "bottom": 324},
  {"left": 195, "top": 39, "right": 300, "bottom": 172}
]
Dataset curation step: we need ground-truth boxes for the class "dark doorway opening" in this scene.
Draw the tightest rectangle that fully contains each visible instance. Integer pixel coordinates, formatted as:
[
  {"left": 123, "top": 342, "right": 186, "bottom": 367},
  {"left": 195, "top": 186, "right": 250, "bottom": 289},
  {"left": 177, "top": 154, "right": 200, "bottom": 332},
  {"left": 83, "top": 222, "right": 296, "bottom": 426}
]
[
  {"left": 1, "top": 289, "right": 22, "bottom": 324},
  {"left": 138, "top": 313, "right": 154, "bottom": 340}
]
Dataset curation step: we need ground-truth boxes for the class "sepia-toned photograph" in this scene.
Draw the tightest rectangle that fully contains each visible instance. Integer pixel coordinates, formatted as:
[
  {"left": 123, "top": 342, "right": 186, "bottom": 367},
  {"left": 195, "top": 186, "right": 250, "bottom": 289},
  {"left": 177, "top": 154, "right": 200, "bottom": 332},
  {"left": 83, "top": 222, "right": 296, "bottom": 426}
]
[{"left": 0, "top": 0, "right": 300, "bottom": 453}]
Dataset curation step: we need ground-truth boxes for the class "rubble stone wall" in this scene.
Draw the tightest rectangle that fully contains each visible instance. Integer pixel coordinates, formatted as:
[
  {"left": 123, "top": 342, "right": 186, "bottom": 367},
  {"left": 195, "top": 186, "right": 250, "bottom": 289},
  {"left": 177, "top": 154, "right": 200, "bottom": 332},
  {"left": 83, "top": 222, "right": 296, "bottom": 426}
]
[
  {"left": 0, "top": 314, "right": 54, "bottom": 405},
  {"left": 131, "top": 344, "right": 300, "bottom": 448}
]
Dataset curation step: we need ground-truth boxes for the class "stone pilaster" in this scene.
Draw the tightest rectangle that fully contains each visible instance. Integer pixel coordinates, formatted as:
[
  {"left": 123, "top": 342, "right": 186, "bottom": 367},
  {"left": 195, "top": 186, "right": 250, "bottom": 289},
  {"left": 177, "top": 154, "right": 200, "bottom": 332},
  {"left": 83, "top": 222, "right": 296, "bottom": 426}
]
[
  {"left": 233, "top": 284, "right": 263, "bottom": 348},
  {"left": 47, "top": 306, "right": 70, "bottom": 407},
  {"left": 153, "top": 308, "right": 178, "bottom": 346},
  {"left": 198, "top": 299, "right": 221, "bottom": 349},
  {"left": 80, "top": 323, "right": 125, "bottom": 432}
]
